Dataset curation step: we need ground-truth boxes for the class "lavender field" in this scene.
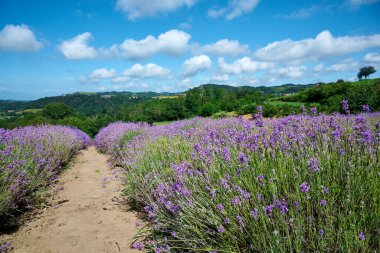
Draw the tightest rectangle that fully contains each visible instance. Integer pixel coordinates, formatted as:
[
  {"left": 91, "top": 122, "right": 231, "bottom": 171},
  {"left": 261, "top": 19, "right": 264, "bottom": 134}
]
[
  {"left": 95, "top": 108, "right": 379, "bottom": 252},
  {"left": 0, "top": 125, "right": 90, "bottom": 229}
]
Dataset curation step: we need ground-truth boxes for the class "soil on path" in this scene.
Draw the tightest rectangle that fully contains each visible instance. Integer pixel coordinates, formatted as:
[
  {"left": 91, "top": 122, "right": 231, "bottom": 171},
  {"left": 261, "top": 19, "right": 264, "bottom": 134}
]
[{"left": 4, "top": 147, "right": 139, "bottom": 253}]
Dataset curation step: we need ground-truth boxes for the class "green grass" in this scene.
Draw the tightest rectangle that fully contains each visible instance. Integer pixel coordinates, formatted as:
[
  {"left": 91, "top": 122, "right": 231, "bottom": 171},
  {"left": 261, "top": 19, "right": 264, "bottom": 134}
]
[{"left": 153, "top": 121, "right": 174, "bottom": 126}]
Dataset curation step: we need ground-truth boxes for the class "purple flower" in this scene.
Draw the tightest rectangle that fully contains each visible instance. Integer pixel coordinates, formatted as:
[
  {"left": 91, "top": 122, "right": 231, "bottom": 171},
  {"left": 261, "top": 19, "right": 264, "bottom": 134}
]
[
  {"left": 224, "top": 218, "right": 230, "bottom": 224},
  {"left": 276, "top": 199, "right": 289, "bottom": 214},
  {"left": 323, "top": 186, "right": 329, "bottom": 194},
  {"left": 250, "top": 208, "right": 259, "bottom": 220},
  {"left": 320, "top": 199, "right": 327, "bottom": 206},
  {"left": 319, "top": 229, "right": 324, "bottom": 238},
  {"left": 263, "top": 204, "right": 275, "bottom": 216},
  {"left": 221, "top": 147, "right": 231, "bottom": 162},
  {"left": 132, "top": 241, "right": 144, "bottom": 250},
  {"left": 358, "top": 231, "right": 365, "bottom": 241},
  {"left": 217, "top": 226, "right": 224, "bottom": 233},
  {"left": 308, "top": 157, "right": 320, "bottom": 172},
  {"left": 216, "top": 203, "right": 224, "bottom": 211},
  {"left": 310, "top": 107, "right": 318, "bottom": 115},
  {"left": 257, "top": 174, "right": 264, "bottom": 186},
  {"left": 361, "top": 104, "right": 371, "bottom": 113},
  {"left": 236, "top": 215, "right": 244, "bottom": 226},
  {"left": 220, "top": 178, "right": 230, "bottom": 189},
  {"left": 171, "top": 231, "right": 177, "bottom": 237},
  {"left": 237, "top": 152, "right": 248, "bottom": 165},
  {"left": 299, "top": 182, "right": 310, "bottom": 193},
  {"left": 341, "top": 99, "right": 350, "bottom": 114},
  {"left": 231, "top": 196, "right": 240, "bottom": 205},
  {"left": 294, "top": 201, "right": 299, "bottom": 209}
]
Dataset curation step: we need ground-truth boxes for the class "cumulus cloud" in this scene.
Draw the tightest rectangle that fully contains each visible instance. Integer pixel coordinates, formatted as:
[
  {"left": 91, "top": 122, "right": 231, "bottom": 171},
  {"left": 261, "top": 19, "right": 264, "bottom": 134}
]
[
  {"left": 89, "top": 68, "right": 116, "bottom": 79},
  {"left": 364, "top": 52, "right": 380, "bottom": 62},
  {"left": 210, "top": 74, "right": 230, "bottom": 82},
  {"left": 116, "top": 0, "right": 197, "bottom": 20},
  {"left": 111, "top": 76, "right": 131, "bottom": 83},
  {"left": 59, "top": 29, "right": 190, "bottom": 60},
  {"left": 119, "top": 29, "right": 191, "bottom": 60},
  {"left": 218, "top": 57, "right": 274, "bottom": 74},
  {"left": 79, "top": 68, "right": 116, "bottom": 84},
  {"left": 58, "top": 32, "right": 97, "bottom": 59},
  {"left": 269, "top": 65, "right": 307, "bottom": 78},
  {"left": 178, "top": 78, "right": 195, "bottom": 88},
  {"left": 208, "top": 0, "right": 260, "bottom": 20},
  {"left": 326, "top": 59, "right": 359, "bottom": 72},
  {"left": 182, "top": 55, "right": 212, "bottom": 76},
  {"left": 197, "top": 39, "right": 249, "bottom": 56},
  {"left": 254, "top": 30, "right": 380, "bottom": 62},
  {"left": 0, "top": 24, "right": 43, "bottom": 52},
  {"left": 123, "top": 63, "right": 170, "bottom": 78},
  {"left": 110, "top": 63, "right": 170, "bottom": 83}
]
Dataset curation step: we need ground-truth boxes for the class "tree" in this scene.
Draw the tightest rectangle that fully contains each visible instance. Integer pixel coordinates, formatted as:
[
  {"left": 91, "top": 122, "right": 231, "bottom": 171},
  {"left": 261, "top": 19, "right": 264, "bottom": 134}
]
[
  {"left": 42, "top": 102, "right": 75, "bottom": 120},
  {"left": 357, "top": 66, "right": 376, "bottom": 80}
]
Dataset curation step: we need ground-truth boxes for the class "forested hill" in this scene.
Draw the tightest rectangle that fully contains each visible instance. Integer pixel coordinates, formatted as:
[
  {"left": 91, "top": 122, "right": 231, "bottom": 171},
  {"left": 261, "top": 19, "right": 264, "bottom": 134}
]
[
  {"left": 0, "top": 91, "right": 174, "bottom": 114},
  {"left": 1, "top": 79, "right": 378, "bottom": 136},
  {"left": 0, "top": 82, "right": 313, "bottom": 114}
]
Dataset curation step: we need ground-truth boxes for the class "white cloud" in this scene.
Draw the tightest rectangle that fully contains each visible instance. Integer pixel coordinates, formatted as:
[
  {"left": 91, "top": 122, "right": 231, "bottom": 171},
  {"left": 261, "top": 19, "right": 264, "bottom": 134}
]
[
  {"left": 116, "top": 0, "right": 197, "bottom": 20},
  {"left": 59, "top": 29, "right": 190, "bottom": 60},
  {"left": 120, "top": 29, "right": 191, "bottom": 59},
  {"left": 208, "top": 0, "right": 260, "bottom": 20},
  {"left": 178, "top": 78, "right": 195, "bottom": 88},
  {"left": 326, "top": 59, "right": 358, "bottom": 72},
  {"left": 254, "top": 30, "right": 380, "bottom": 62},
  {"left": 182, "top": 55, "right": 212, "bottom": 76},
  {"left": 198, "top": 39, "right": 249, "bottom": 56},
  {"left": 58, "top": 32, "right": 97, "bottom": 59},
  {"left": 269, "top": 65, "right": 307, "bottom": 78},
  {"left": 364, "top": 52, "right": 380, "bottom": 62},
  {"left": 112, "top": 82, "right": 149, "bottom": 90},
  {"left": 218, "top": 57, "right": 274, "bottom": 74},
  {"left": 79, "top": 68, "right": 116, "bottom": 84},
  {"left": 123, "top": 63, "right": 170, "bottom": 78},
  {"left": 210, "top": 74, "right": 230, "bottom": 82},
  {"left": 89, "top": 68, "right": 116, "bottom": 79},
  {"left": 111, "top": 76, "right": 130, "bottom": 83},
  {"left": 0, "top": 24, "right": 43, "bottom": 52}
]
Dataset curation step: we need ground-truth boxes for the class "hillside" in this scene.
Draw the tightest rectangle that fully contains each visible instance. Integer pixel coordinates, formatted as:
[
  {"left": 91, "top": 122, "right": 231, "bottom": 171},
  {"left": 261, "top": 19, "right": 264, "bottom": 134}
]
[{"left": 0, "top": 79, "right": 379, "bottom": 136}]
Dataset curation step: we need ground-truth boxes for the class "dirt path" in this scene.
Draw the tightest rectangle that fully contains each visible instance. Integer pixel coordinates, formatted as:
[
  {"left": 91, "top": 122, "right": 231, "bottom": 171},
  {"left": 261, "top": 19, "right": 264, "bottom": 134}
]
[{"left": 6, "top": 147, "right": 139, "bottom": 253}]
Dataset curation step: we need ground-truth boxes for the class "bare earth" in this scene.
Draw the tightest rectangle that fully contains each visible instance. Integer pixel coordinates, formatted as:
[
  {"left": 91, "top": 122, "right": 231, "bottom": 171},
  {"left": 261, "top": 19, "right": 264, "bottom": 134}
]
[{"left": 5, "top": 147, "right": 139, "bottom": 253}]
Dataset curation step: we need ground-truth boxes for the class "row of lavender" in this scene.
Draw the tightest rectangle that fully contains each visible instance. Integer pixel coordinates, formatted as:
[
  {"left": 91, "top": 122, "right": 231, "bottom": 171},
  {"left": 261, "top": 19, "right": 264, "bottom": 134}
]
[
  {"left": 95, "top": 110, "right": 379, "bottom": 252},
  {"left": 0, "top": 125, "right": 91, "bottom": 229}
]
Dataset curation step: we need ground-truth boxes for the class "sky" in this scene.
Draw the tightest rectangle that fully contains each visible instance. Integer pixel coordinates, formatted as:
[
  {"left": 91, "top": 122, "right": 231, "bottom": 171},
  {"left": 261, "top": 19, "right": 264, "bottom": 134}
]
[{"left": 0, "top": 0, "right": 380, "bottom": 100}]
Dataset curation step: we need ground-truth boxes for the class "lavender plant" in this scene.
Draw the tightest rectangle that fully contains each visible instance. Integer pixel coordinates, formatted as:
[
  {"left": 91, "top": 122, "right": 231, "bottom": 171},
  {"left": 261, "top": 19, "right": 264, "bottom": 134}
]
[
  {"left": 97, "top": 111, "right": 380, "bottom": 252},
  {"left": 0, "top": 125, "right": 90, "bottom": 228}
]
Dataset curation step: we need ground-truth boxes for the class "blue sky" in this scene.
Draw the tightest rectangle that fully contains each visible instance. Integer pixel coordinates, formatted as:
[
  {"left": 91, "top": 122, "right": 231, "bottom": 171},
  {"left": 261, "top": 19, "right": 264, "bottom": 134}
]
[{"left": 0, "top": 0, "right": 380, "bottom": 100}]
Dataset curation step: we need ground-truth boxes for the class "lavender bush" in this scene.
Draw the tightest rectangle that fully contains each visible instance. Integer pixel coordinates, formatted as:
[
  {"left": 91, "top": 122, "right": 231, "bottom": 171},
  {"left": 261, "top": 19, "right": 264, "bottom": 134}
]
[
  {"left": 93, "top": 122, "right": 148, "bottom": 154},
  {"left": 0, "top": 125, "right": 90, "bottom": 228},
  {"left": 97, "top": 111, "right": 380, "bottom": 252}
]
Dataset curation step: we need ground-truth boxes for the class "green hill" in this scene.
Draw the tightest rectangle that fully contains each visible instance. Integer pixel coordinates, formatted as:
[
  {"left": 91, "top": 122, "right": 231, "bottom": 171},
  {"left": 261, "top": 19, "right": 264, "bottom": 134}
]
[{"left": 0, "top": 78, "right": 378, "bottom": 136}]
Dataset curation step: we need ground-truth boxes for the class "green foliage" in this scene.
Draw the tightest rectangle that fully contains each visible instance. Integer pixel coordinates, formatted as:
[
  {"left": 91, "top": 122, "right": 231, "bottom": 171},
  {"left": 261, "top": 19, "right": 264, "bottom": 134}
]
[
  {"left": 0, "top": 78, "right": 379, "bottom": 136},
  {"left": 280, "top": 78, "right": 380, "bottom": 113},
  {"left": 357, "top": 66, "right": 376, "bottom": 80},
  {"left": 42, "top": 102, "right": 75, "bottom": 120}
]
